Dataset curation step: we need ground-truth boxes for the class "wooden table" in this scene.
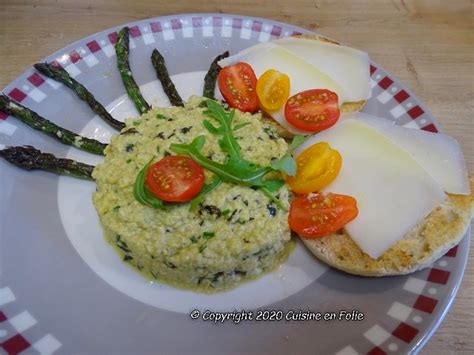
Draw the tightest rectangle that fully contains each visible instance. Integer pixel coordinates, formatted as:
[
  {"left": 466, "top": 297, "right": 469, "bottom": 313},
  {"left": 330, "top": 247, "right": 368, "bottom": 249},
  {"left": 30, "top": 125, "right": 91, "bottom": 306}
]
[{"left": 1, "top": 0, "right": 472, "bottom": 353}]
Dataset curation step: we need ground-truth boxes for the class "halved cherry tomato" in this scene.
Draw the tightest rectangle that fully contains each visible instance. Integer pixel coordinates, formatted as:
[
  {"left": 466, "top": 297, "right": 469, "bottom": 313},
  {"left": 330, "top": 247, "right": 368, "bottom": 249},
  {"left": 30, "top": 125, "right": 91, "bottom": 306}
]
[
  {"left": 284, "top": 89, "right": 340, "bottom": 132},
  {"left": 145, "top": 156, "right": 204, "bottom": 202},
  {"left": 218, "top": 62, "right": 258, "bottom": 113},
  {"left": 286, "top": 142, "right": 342, "bottom": 194},
  {"left": 288, "top": 193, "right": 358, "bottom": 239},
  {"left": 256, "top": 69, "right": 290, "bottom": 112}
]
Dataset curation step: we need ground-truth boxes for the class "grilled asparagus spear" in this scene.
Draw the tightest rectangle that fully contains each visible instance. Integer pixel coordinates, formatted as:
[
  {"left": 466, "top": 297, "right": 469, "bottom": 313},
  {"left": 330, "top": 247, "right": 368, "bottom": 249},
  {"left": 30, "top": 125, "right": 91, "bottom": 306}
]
[
  {"left": 34, "top": 63, "right": 125, "bottom": 131},
  {"left": 203, "top": 51, "right": 229, "bottom": 99},
  {"left": 0, "top": 145, "right": 94, "bottom": 180},
  {"left": 151, "top": 49, "right": 184, "bottom": 107},
  {"left": 115, "top": 27, "right": 151, "bottom": 115},
  {"left": 0, "top": 94, "right": 106, "bottom": 155}
]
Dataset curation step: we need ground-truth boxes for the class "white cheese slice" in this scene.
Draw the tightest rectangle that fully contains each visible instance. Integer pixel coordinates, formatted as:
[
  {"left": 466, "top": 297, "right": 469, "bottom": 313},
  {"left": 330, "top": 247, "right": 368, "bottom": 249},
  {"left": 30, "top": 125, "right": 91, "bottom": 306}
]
[
  {"left": 345, "top": 112, "right": 470, "bottom": 195},
  {"left": 295, "top": 119, "right": 447, "bottom": 259},
  {"left": 274, "top": 37, "right": 371, "bottom": 102},
  {"left": 218, "top": 42, "right": 347, "bottom": 135}
]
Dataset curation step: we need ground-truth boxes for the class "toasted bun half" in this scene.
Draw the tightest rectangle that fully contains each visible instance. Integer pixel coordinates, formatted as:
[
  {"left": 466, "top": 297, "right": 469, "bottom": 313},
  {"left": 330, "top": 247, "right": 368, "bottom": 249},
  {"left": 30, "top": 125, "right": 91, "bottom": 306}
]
[{"left": 301, "top": 179, "right": 474, "bottom": 276}]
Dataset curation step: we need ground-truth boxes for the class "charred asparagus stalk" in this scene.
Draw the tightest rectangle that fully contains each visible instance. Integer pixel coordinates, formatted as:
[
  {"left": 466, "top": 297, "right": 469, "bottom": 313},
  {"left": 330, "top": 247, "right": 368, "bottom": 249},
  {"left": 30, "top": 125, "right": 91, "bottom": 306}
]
[
  {"left": 151, "top": 49, "right": 184, "bottom": 107},
  {"left": 115, "top": 27, "right": 151, "bottom": 115},
  {"left": 0, "top": 94, "right": 106, "bottom": 155},
  {"left": 203, "top": 51, "right": 229, "bottom": 99},
  {"left": 0, "top": 146, "right": 95, "bottom": 180},
  {"left": 34, "top": 63, "right": 125, "bottom": 131}
]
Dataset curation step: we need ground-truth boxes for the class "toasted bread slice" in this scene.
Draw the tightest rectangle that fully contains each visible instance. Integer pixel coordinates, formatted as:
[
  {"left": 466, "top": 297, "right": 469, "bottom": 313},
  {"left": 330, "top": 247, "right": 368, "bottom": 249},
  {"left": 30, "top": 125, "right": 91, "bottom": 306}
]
[
  {"left": 270, "top": 34, "right": 473, "bottom": 275},
  {"left": 301, "top": 179, "right": 474, "bottom": 276}
]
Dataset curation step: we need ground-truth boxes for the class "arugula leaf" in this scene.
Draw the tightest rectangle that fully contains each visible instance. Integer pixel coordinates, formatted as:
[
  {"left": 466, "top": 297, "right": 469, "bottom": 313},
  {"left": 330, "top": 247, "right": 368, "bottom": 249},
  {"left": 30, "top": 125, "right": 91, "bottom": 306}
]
[
  {"left": 133, "top": 159, "right": 165, "bottom": 209},
  {"left": 269, "top": 135, "right": 308, "bottom": 177},
  {"left": 260, "top": 187, "right": 286, "bottom": 210},
  {"left": 189, "top": 175, "right": 222, "bottom": 212},
  {"left": 192, "top": 135, "right": 205, "bottom": 150},
  {"left": 288, "top": 135, "right": 307, "bottom": 152},
  {"left": 260, "top": 180, "right": 287, "bottom": 211},
  {"left": 203, "top": 100, "right": 240, "bottom": 157},
  {"left": 202, "top": 120, "right": 221, "bottom": 134},
  {"left": 262, "top": 179, "right": 285, "bottom": 192},
  {"left": 270, "top": 155, "right": 296, "bottom": 177},
  {"left": 233, "top": 122, "right": 251, "bottom": 131}
]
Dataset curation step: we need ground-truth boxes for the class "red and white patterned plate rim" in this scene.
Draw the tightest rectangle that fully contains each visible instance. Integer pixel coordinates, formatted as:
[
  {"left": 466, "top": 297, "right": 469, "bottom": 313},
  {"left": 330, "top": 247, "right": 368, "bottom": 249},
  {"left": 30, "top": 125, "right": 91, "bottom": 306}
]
[{"left": 0, "top": 13, "right": 468, "bottom": 355}]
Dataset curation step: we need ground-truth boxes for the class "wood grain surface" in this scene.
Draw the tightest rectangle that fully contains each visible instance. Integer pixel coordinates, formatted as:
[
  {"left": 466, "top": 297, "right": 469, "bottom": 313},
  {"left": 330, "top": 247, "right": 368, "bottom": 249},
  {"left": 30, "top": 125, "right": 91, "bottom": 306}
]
[{"left": 0, "top": 0, "right": 472, "bottom": 353}]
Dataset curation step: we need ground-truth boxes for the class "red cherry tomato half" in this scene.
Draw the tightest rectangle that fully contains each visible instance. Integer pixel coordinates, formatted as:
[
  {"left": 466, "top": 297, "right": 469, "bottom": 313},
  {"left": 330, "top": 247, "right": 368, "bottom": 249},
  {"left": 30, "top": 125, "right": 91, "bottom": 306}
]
[
  {"left": 218, "top": 62, "right": 258, "bottom": 113},
  {"left": 145, "top": 156, "right": 205, "bottom": 202},
  {"left": 284, "top": 89, "right": 340, "bottom": 132},
  {"left": 288, "top": 192, "right": 358, "bottom": 238}
]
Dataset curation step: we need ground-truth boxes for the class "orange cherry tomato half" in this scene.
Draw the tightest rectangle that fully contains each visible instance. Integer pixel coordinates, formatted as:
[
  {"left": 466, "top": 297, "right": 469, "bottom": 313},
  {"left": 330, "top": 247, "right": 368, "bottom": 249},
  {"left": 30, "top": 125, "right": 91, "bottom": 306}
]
[
  {"left": 286, "top": 142, "right": 342, "bottom": 194},
  {"left": 145, "top": 156, "right": 204, "bottom": 202},
  {"left": 256, "top": 69, "right": 290, "bottom": 112},
  {"left": 288, "top": 192, "right": 358, "bottom": 239},
  {"left": 218, "top": 62, "right": 258, "bottom": 113},
  {"left": 284, "top": 89, "right": 340, "bottom": 132}
]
